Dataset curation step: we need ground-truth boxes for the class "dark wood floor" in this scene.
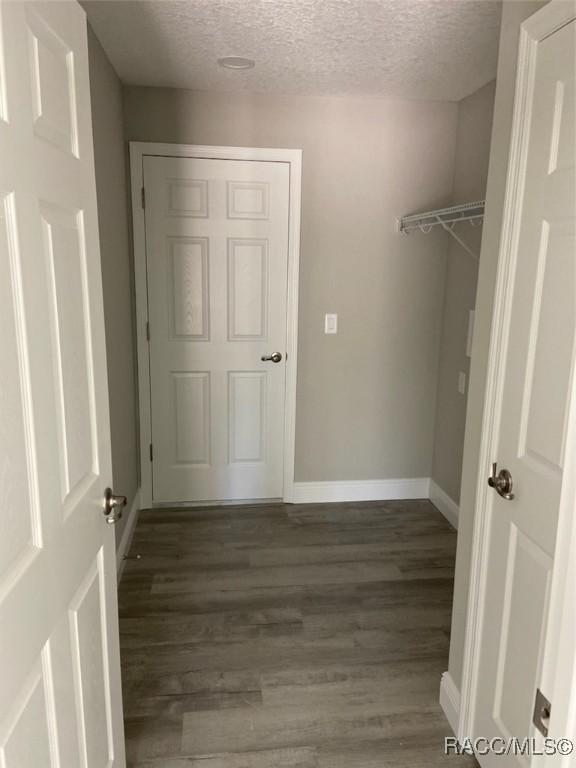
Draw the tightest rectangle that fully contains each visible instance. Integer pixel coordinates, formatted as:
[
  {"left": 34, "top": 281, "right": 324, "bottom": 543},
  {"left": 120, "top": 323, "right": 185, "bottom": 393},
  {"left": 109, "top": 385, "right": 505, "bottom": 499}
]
[{"left": 119, "top": 500, "right": 477, "bottom": 766}]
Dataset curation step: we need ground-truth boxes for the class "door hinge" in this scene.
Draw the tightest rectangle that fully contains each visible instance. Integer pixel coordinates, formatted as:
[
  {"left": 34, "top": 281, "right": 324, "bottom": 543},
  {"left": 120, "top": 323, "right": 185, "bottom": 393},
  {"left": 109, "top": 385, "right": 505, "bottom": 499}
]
[
  {"left": 533, "top": 688, "right": 551, "bottom": 737},
  {"left": 149, "top": 443, "right": 153, "bottom": 462},
  {"left": 141, "top": 186, "right": 146, "bottom": 209},
  {"left": 146, "top": 321, "right": 150, "bottom": 341}
]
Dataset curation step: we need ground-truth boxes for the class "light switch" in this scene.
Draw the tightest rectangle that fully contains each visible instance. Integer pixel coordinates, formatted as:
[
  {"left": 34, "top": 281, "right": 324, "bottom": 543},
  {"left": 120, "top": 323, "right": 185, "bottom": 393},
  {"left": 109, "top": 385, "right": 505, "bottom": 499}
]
[
  {"left": 325, "top": 313, "right": 338, "bottom": 334},
  {"left": 458, "top": 371, "right": 467, "bottom": 395}
]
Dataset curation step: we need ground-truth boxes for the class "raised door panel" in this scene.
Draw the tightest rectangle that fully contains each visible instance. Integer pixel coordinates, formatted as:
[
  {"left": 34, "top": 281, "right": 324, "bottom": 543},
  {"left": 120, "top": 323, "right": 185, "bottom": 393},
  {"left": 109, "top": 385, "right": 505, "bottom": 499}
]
[
  {"left": 547, "top": 79, "right": 574, "bottom": 175},
  {"left": 41, "top": 203, "right": 97, "bottom": 511},
  {"left": 169, "top": 237, "right": 209, "bottom": 340},
  {"left": 492, "top": 527, "right": 552, "bottom": 750},
  {"left": 0, "top": 194, "right": 41, "bottom": 589},
  {"left": 519, "top": 218, "right": 575, "bottom": 471},
  {"left": 172, "top": 372, "right": 211, "bottom": 466},
  {"left": 166, "top": 178, "right": 208, "bottom": 218},
  {"left": 227, "top": 239, "right": 268, "bottom": 341},
  {"left": 228, "top": 372, "right": 266, "bottom": 463},
  {"left": 0, "top": 655, "right": 57, "bottom": 768},
  {"left": 69, "top": 553, "right": 113, "bottom": 768},
  {"left": 227, "top": 181, "right": 269, "bottom": 220},
  {"left": 26, "top": 6, "right": 79, "bottom": 157}
]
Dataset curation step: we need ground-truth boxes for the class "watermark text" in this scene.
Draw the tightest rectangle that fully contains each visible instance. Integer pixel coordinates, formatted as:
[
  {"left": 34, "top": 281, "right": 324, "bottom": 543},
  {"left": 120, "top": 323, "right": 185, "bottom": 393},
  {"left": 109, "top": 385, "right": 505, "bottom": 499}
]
[{"left": 445, "top": 736, "right": 574, "bottom": 757}]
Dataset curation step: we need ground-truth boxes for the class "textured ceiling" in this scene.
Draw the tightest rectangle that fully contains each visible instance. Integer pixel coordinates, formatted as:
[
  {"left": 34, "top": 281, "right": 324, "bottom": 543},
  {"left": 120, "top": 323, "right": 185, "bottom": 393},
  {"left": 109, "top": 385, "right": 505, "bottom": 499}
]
[{"left": 83, "top": 0, "right": 502, "bottom": 101}]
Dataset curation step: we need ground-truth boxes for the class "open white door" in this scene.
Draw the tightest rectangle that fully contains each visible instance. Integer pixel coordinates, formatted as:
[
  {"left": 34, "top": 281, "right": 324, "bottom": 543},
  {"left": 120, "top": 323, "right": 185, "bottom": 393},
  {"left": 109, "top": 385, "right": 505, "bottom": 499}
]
[
  {"left": 0, "top": 1, "right": 125, "bottom": 766},
  {"left": 462, "top": 3, "right": 575, "bottom": 765}
]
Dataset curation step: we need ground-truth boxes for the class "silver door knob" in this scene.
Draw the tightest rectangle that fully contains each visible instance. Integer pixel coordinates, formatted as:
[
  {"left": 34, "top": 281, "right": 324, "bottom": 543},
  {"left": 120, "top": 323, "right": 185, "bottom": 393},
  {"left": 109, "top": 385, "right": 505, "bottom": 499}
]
[
  {"left": 261, "top": 352, "right": 282, "bottom": 363},
  {"left": 488, "top": 462, "right": 514, "bottom": 500},
  {"left": 103, "top": 487, "right": 127, "bottom": 524}
]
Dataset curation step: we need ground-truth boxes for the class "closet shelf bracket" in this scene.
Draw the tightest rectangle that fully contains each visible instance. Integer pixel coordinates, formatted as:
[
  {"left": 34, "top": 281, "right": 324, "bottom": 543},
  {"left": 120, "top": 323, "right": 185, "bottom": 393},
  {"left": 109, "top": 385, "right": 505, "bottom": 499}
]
[{"left": 397, "top": 200, "right": 485, "bottom": 259}]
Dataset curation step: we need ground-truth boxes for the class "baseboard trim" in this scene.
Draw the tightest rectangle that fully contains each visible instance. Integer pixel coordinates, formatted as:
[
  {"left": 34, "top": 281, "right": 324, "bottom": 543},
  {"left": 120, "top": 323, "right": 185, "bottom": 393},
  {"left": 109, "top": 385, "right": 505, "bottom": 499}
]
[
  {"left": 429, "top": 480, "right": 459, "bottom": 529},
  {"left": 152, "top": 497, "right": 281, "bottom": 509},
  {"left": 291, "top": 478, "right": 431, "bottom": 504},
  {"left": 440, "top": 671, "right": 461, "bottom": 736},
  {"left": 116, "top": 487, "right": 141, "bottom": 582}
]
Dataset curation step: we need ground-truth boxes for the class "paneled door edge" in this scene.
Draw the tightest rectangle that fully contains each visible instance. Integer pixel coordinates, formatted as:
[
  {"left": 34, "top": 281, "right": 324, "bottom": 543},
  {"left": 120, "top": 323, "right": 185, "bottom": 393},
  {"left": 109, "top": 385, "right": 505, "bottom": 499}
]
[{"left": 458, "top": 2, "right": 576, "bottom": 749}]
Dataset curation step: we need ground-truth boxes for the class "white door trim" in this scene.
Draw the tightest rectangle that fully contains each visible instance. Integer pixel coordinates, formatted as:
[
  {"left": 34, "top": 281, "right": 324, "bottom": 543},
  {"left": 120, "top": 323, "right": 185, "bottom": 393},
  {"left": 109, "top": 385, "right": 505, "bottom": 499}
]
[
  {"left": 129, "top": 143, "right": 302, "bottom": 507},
  {"left": 458, "top": 1, "right": 576, "bottom": 749}
]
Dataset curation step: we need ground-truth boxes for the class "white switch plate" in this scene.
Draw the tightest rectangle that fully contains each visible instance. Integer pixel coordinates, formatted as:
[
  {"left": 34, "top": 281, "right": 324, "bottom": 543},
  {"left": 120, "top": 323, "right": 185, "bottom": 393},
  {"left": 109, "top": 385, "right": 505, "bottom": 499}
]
[
  {"left": 458, "top": 371, "right": 467, "bottom": 395},
  {"left": 325, "top": 313, "right": 338, "bottom": 334}
]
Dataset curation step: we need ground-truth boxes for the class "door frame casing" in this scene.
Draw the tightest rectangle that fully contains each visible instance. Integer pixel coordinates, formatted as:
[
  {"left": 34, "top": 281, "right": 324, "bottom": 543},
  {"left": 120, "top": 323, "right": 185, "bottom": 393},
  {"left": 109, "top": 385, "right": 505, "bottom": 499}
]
[
  {"left": 129, "top": 143, "right": 302, "bottom": 508},
  {"left": 458, "top": 1, "right": 576, "bottom": 751}
]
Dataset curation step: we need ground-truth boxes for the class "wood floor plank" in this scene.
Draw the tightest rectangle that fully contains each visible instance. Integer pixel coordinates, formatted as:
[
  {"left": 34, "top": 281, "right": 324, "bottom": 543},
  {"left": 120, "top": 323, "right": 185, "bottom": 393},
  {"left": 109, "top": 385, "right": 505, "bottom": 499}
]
[
  {"left": 119, "top": 576, "right": 454, "bottom": 618},
  {"left": 180, "top": 704, "right": 446, "bottom": 754},
  {"left": 119, "top": 500, "right": 473, "bottom": 767},
  {"left": 128, "top": 746, "right": 319, "bottom": 767},
  {"left": 126, "top": 669, "right": 262, "bottom": 703},
  {"left": 151, "top": 562, "right": 403, "bottom": 594},
  {"left": 126, "top": 691, "right": 263, "bottom": 719},
  {"left": 248, "top": 540, "right": 457, "bottom": 568},
  {"left": 120, "top": 608, "right": 303, "bottom": 649},
  {"left": 260, "top": 658, "right": 446, "bottom": 710},
  {"left": 317, "top": 733, "right": 478, "bottom": 767},
  {"left": 302, "top": 604, "right": 452, "bottom": 633}
]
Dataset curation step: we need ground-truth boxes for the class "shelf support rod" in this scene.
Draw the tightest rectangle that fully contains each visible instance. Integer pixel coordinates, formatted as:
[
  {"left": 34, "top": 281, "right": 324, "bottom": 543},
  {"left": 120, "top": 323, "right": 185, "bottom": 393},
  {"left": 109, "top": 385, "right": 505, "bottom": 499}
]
[{"left": 437, "top": 216, "right": 477, "bottom": 259}]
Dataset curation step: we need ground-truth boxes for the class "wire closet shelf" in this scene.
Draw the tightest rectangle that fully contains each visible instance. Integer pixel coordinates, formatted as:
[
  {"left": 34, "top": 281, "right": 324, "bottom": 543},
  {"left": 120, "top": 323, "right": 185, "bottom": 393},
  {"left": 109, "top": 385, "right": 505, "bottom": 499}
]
[{"left": 398, "top": 200, "right": 485, "bottom": 258}]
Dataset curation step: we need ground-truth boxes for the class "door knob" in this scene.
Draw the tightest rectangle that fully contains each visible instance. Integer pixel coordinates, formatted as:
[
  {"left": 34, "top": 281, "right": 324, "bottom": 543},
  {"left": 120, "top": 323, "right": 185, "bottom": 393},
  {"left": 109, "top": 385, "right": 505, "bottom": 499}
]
[
  {"left": 261, "top": 352, "right": 282, "bottom": 363},
  {"left": 103, "top": 487, "right": 127, "bottom": 524},
  {"left": 488, "top": 462, "right": 515, "bottom": 500}
]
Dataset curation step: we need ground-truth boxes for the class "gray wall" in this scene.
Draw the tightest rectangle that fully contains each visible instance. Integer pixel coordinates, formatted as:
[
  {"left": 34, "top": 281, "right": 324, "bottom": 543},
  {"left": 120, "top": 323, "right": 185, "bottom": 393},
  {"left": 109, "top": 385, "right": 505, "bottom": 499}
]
[
  {"left": 88, "top": 27, "right": 139, "bottom": 547},
  {"left": 123, "top": 88, "right": 459, "bottom": 482},
  {"left": 448, "top": 0, "right": 547, "bottom": 691},
  {"left": 431, "top": 81, "right": 496, "bottom": 504}
]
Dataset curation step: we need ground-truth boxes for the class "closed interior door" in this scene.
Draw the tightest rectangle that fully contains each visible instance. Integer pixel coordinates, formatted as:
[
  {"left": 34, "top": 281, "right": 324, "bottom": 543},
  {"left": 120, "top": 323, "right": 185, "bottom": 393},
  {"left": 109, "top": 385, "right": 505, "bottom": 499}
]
[
  {"left": 473, "top": 16, "right": 575, "bottom": 765},
  {"left": 143, "top": 156, "right": 290, "bottom": 503},
  {"left": 0, "top": 1, "right": 125, "bottom": 766}
]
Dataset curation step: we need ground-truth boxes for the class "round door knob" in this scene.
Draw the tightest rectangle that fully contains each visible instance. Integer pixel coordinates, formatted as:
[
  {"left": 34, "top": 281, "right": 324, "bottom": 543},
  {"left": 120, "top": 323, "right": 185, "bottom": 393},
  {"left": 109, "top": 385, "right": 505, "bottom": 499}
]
[
  {"left": 103, "top": 487, "right": 127, "bottom": 524},
  {"left": 261, "top": 352, "right": 282, "bottom": 363}
]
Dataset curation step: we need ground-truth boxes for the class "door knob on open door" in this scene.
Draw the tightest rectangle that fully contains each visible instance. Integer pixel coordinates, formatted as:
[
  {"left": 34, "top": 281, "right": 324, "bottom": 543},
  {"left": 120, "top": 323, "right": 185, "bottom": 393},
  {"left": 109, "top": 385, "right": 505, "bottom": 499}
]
[
  {"left": 488, "top": 463, "right": 515, "bottom": 500},
  {"left": 261, "top": 352, "right": 282, "bottom": 363},
  {"left": 103, "top": 488, "right": 127, "bottom": 524}
]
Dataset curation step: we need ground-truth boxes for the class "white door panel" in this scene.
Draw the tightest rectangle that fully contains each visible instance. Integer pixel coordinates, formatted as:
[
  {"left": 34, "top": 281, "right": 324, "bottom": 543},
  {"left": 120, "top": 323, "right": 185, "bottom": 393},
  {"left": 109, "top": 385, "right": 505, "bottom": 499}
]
[
  {"left": 0, "top": 2, "right": 125, "bottom": 766},
  {"left": 474, "top": 17, "right": 575, "bottom": 765},
  {"left": 144, "top": 156, "right": 290, "bottom": 503}
]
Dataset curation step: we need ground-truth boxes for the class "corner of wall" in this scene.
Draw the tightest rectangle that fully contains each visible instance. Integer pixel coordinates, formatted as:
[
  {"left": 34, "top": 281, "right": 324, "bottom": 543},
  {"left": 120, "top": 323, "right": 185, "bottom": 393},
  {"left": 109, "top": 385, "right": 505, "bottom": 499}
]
[
  {"left": 429, "top": 480, "right": 459, "bottom": 529},
  {"left": 440, "top": 670, "right": 461, "bottom": 736},
  {"left": 115, "top": 488, "right": 141, "bottom": 582}
]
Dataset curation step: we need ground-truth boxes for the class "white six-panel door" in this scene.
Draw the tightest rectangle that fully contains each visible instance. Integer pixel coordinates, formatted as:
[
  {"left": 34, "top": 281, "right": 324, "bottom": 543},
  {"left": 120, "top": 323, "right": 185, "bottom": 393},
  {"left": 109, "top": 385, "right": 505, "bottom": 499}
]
[
  {"left": 472, "top": 14, "right": 575, "bottom": 766},
  {"left": 0, "top": 2, "right": 125, "bottom": 766},
  {"left": 143, "top": 156, "right": 290, "bottom": 503}
]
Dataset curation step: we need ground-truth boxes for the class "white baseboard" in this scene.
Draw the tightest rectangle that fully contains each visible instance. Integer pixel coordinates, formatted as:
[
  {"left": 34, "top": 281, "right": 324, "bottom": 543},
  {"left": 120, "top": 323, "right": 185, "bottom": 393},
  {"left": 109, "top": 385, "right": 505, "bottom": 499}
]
[
  {"left": 291, "top": 477, "right": 431, "bottom": 504},
  {"left": 115, "top": 487, "right": 141, "bottom": 582},
  {"left": 440, "top": 671, "right": 461, "bottom": 736},
  {"left": 429, "top": 480, "right": 459, "bottom": 529}
]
